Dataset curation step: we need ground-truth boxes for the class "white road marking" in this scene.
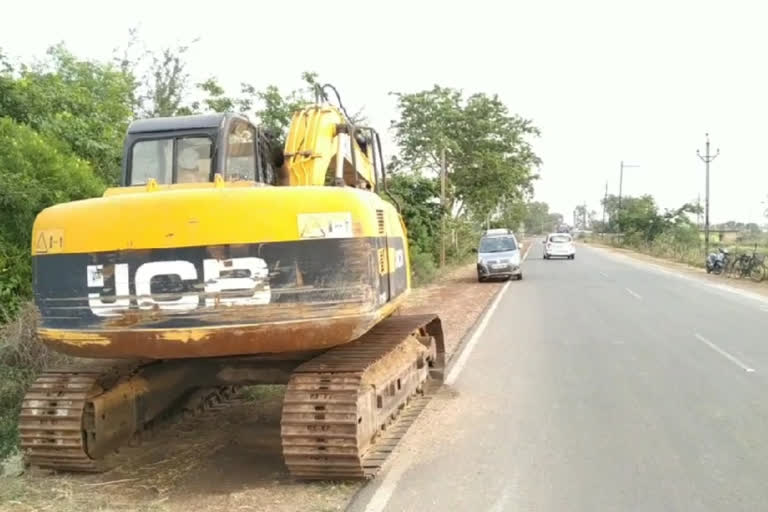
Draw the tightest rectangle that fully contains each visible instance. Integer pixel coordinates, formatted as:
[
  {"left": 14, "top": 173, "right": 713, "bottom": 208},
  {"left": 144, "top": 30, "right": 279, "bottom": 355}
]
[
  {"left": 363, "top": 454, "right": 412, "bottom": 512},
  {"left": 364, "top": 242, "right": 531, "bottom": 511},
  {"left": 446, "top": 280, "right": 511, "bottom": 385},
  {"left": 599, "top": 271, "right": 609, "bottom": 278},
  {"left": 487, "top": 484, "right": 512, "bottom": 512},
  {"left": 590, "top": 246, "right": 768, "bottom": 310},
  {"left": 625, "top": 288, "right": 642, "bottom": 300},
  {"left": 363, "top": 279, "right": 512, "bottom": 512},
  {"left": 694, "top": 333, "right": 756, "bottom": 373}
]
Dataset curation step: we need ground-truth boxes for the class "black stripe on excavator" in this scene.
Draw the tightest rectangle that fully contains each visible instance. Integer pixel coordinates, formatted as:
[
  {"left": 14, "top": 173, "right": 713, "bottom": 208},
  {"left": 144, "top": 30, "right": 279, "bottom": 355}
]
[{"left": 34, "top": 236, "right": 408, "bottom": 330}]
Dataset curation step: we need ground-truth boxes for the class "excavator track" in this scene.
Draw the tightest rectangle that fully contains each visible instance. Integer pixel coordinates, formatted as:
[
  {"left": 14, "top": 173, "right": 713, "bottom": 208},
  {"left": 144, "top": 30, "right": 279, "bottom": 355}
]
[
  {"left": 281, "top": 314, "right": 445, "bottom": 480},
  {"left": 19, "top": 362, "right": 136, "bottom": 471},
  {"left": 19, "top": 360, "right": 238, "bottom": 472}
]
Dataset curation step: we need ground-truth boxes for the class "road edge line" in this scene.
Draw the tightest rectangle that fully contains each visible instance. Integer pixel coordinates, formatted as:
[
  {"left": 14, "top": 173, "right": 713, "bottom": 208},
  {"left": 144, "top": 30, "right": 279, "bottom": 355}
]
[
  {"left": 446, "top": 279, "right": 511, "bottom": 385},
  {"left": 358, "top": 280, "right": 511, "bottom": 512},
  {"left": 443, "top": 240, "right": 531, "bottom": 370},
  {"left": 588, "top": 245, "right": 768, "bottom": 307},
  {"left": 349, "top": 242, "right": 526, "bottom": 512}
]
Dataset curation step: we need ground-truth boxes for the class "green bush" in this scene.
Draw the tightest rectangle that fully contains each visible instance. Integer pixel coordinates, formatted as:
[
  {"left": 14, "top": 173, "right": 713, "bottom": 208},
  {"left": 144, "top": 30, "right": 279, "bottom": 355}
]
[
  {"left": 0, "top": 365, "right": 35, "bottom": 460},
  {"left": 409, "top": 248, "right": 438, "bottom": 286},
  {"left": 0, "top": 45, "right": 135, "bottom": 185},
  {"left": 387, "top": 173, "right": 442, "bottom": 257},
  {"left": 445, "top": 218, "right": 480, "bottom": 263},
  {"left": 0, "top": 117, "right": 104, "bottom": 318},
  {"left": 0, "top": 246, "right": 29, "bottom": 323}
]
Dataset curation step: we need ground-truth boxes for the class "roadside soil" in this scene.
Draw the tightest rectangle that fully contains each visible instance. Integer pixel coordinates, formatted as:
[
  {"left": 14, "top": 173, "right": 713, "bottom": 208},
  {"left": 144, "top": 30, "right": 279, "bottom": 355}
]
[
  {"left": 585, "top": 241, "right": 768, "bottom": 299},
  {"left": 0, "top": 256, "right": 514, "bottom": 512}
]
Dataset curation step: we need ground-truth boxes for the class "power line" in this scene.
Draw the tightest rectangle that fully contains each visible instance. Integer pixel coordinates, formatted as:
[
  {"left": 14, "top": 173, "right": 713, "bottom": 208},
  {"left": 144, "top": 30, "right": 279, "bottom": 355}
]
[
  {"left": 602, "top": 181, "right": 608, "bottom": 233},
  {"left": 618, "top": 161, "right": 639, "bottom": 237},
  {"left": 697, "top": 133, "right": 720, "bottom": 256}
]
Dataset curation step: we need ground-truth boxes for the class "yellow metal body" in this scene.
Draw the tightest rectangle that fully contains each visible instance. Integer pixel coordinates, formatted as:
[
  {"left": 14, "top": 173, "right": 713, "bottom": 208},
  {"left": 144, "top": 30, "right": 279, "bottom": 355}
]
[
  {"left": 34, "top": 184, "right": 401, "bottom": 253},
  {"left": 31, "top": 105, "right": 411, "bottom": 360},
  {"left": 284, "top": 105, "right": 375, "bottom": 187}
]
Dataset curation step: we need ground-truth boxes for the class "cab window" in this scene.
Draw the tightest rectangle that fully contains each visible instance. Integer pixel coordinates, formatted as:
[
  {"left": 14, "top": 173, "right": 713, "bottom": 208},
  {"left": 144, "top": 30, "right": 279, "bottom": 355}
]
[
  {"left": 131, "top": 139, "right": 173, "bottom": 184},
  {"left": 130, "top": 137, "right": 213, "bottom": 185},
  {"left": 225, "top": 121, "right": 256, "bottom": 182},
  {"left": 176, "top": 137, "right": 213, "bottom": 183}
]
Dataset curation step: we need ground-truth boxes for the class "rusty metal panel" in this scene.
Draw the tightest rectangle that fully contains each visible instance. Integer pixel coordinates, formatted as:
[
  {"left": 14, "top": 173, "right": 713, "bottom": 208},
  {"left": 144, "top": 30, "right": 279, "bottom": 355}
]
[{"left": 34, "top": 237, "right": 409, "bottom": 359}]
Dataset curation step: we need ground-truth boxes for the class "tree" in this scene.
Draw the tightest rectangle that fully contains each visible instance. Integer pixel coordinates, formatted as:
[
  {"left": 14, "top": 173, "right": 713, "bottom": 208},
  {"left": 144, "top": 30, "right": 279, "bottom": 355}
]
[
  {"left": 253, "top": 72, "right": 319, "bottom": 138},
  {"left": 0, "top": 118, "right": 104, "bottom": 320},
  {"left": 116, "top": 34, "right": 251, "bottom": 119},
  {"left": 523, "top": 201, "right": 558, "bottom": 234},
  {"left": 114, "top": 31, "right": 200, "bottom": 119},
  {"left": 548, "top": 212, "right": 565, "bottom": 231},
  {"left": 387, "top": 172, "right": 442, "bottom": 256},
  {"left": 386, "top": 172, "right": 443, "bottom": 283},
  {"left": 0, "top": 44, "right": 134, "bottom": 184},
  {"left": 391, "top": 86, "right": 540, "bottom": 221},
  {"left": 603, "top": 192, "right": 701, "bottom": 245},
  {"left": 144, "top": 46, "right": 193, "bottom": 116},
  {"left": 494, "top": 200, "right": 527, "bottom": 232},
  {"left": 172, "top": 70, "right": 320, "bottom": 141},
  {"left": 574, "top": 204, "right": 588, "bottom": 230}
]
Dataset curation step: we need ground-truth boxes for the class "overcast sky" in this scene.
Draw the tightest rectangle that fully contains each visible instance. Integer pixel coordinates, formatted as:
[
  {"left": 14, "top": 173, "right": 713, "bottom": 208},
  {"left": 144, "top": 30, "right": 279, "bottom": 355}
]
[{"left": 2, "top": 0, "right": 766, "bottom": 223}]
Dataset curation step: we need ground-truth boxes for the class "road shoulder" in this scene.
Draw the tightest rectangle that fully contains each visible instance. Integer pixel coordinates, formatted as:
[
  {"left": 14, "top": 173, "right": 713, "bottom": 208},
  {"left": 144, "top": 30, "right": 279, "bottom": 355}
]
[
  {"left": 0, "top": 262, "right": 514, "bottom": 512},
  {"left": 583, "top": 241, "right": 768, "bottom": 302}
]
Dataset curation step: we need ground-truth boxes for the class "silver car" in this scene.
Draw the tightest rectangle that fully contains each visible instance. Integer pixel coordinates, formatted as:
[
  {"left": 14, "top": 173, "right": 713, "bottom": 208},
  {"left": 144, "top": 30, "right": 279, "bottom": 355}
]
[{"left": 475, "top": 234, "right": 523, "bottom": 282}]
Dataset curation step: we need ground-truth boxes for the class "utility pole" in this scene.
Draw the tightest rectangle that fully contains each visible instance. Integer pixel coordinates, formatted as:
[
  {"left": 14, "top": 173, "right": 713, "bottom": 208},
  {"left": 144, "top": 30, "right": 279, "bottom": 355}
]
[
  {"left": 697, "top": 133, "right": 720, "bottom": 256},
  {"left": 602, "top": 181, "right": 608, "bottom": 233},
  {"left": 618, "top": 161, "right": 623, "bottom": 214},
  {"left": 440, "top": 146, "right": 447, "bottom": 268},
  {"left": 618, "top": 160, "right": 640, "bottom": 236},
  {"left": 696, "top": 193, "right": 702, "bottom": 228}
]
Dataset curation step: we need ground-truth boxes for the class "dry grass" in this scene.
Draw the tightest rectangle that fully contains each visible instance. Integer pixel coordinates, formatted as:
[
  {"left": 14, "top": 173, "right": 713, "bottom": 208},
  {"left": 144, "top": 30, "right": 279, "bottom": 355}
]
[
  {"left": 0, "top": 303, "right": 76, "bottom": 462},
  {"left": 0, "top": 303, "right": 75, "bottom": 372},
  {"left": 0, "top": 476, "right": 171, "bottom": 511},
  {"left": 239, "top": 385, "right": 286, "bottom": 403}
]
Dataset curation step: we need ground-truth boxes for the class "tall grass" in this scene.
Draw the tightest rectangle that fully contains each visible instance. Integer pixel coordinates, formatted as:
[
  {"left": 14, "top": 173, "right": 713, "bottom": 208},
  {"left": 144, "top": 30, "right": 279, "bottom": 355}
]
[
  {"left": 0, "top": 303, "right": 73, "bottom": 460},
  {"left": 585, "top": 231, "right": 768, "bottom": 270}
]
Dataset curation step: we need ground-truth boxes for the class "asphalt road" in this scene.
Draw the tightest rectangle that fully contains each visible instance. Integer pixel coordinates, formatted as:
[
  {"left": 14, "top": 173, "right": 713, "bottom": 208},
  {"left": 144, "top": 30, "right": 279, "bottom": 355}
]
[{"left": 349, "top": 240, "right": 768, "bottom": 512}]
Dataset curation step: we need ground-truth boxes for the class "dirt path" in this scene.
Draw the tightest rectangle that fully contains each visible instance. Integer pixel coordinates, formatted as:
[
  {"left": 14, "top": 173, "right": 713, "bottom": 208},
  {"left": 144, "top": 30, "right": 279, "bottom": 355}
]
[{"left": 0, "top": 260, "right": 511, "bottom": 512}]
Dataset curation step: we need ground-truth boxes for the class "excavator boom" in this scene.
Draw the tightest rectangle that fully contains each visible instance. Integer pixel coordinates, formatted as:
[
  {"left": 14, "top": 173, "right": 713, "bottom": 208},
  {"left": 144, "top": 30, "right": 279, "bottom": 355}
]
[{"left": 284, "top": 103, "right": 377, "bottom": 188}]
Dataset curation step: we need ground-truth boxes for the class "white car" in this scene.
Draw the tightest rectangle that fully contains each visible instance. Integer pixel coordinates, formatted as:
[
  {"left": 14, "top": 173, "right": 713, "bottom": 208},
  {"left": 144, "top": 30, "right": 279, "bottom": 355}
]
[{"left": 543, "top": 233, "right": 575, "bottom": 259}]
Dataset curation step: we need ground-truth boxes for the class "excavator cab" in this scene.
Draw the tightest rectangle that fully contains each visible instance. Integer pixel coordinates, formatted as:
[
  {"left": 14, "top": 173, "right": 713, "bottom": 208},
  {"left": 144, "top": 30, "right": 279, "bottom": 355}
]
[{"left": 122, "top": 113, "right": 278, "bottom": 186}]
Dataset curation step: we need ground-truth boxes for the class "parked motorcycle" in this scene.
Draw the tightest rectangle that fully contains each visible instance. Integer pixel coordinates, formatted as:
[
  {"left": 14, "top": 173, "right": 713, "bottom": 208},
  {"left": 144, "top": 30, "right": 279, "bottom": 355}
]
[{"left": 706, "top": 247, "right": 729, "bottom": 275}]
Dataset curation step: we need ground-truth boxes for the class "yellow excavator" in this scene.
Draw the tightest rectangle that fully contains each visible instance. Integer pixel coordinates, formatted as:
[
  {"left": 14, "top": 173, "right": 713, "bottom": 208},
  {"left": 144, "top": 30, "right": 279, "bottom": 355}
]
[{"left": 20, "top": 85, "right": 444, "bottom": 479}]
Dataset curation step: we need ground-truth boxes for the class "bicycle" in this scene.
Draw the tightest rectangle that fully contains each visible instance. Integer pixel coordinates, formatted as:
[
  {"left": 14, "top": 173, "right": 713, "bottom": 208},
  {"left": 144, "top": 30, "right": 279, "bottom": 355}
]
[
  {"left": 729, "top": 249, "right": 765, "bottom": 282},
  {"left": 746, "top": 250, "right": 766, "bottom": 282},
  {"left": 728, "top": 252, "right": 748, "bottom": 278},
  {"left": 722, "top": 251, "right": 736, "bottom": 276}
]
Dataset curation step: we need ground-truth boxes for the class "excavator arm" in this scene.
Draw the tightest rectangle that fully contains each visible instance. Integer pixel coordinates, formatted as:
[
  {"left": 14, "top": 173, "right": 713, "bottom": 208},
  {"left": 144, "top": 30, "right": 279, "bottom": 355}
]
[{"left": 283, "top": 102, "right": 377, "bottom": 189}]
